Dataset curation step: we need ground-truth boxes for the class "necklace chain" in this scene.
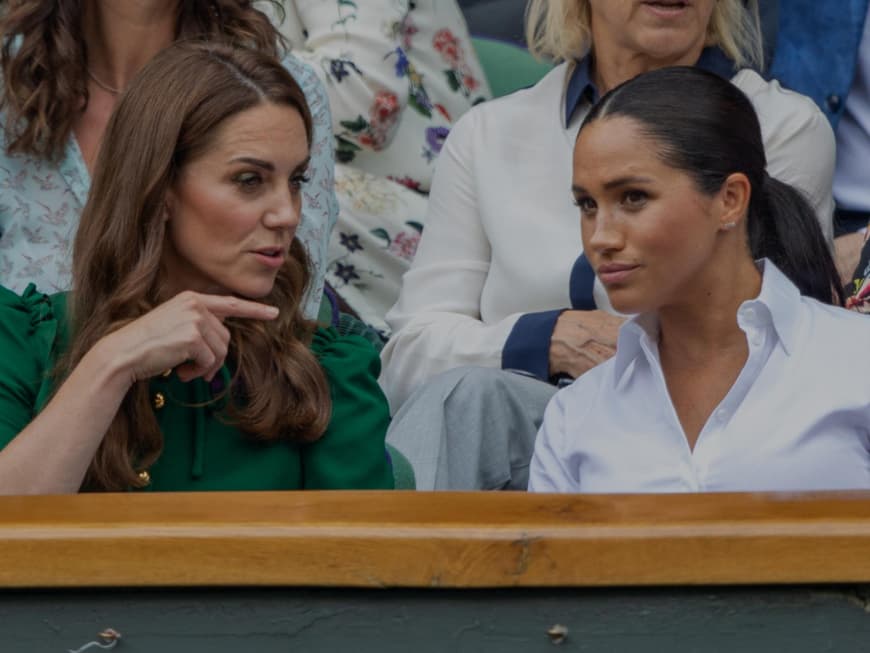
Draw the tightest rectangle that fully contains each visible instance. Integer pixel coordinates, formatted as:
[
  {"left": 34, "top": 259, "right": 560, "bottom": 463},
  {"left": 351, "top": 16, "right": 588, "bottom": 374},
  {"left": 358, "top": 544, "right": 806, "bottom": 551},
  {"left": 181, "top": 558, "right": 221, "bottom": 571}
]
[{"left": 86, "top": 68, "right": 122, "bottom": 95}]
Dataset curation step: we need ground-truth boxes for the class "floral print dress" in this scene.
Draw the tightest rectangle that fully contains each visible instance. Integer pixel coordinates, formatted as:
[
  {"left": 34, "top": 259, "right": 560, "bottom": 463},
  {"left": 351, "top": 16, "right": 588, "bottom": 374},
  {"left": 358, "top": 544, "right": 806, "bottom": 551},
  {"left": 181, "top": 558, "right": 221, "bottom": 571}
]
[{"left": 275, "top": 0, "right": 491, "bottom": 334}]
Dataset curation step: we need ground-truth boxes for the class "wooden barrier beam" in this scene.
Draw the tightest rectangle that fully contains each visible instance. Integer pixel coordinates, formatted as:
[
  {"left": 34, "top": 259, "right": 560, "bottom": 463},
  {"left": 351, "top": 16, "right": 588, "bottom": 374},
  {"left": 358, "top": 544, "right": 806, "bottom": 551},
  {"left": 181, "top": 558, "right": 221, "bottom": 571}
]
[{"left": 1, "top": 491, "right": 869, "bottom": 588}]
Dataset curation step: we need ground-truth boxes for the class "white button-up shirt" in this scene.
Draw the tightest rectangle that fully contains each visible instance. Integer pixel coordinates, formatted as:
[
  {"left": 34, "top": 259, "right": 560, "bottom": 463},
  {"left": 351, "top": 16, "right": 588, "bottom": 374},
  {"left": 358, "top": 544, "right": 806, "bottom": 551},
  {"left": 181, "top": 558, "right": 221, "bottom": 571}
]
[{"left": 529, "top": 261, "right": 870, "bottom": 493}]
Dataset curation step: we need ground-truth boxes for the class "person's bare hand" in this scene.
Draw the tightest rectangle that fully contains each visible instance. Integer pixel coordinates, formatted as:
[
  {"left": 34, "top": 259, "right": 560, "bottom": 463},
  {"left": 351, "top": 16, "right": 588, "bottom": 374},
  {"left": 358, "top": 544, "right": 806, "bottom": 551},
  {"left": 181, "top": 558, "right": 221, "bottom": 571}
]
[
  {"left": 549, "top": 309, "right": 624, "bottom": 379},
  {"left": 97, "top": 291, "right": 279, "bottom": 386}
]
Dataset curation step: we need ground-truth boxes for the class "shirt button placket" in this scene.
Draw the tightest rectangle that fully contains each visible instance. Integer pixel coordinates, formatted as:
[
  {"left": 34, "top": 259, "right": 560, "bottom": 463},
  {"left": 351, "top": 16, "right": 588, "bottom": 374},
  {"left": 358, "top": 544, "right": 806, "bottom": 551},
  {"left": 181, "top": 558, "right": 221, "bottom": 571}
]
[{"left": 693, "top": 455, "right": 710, "bottom": 491}]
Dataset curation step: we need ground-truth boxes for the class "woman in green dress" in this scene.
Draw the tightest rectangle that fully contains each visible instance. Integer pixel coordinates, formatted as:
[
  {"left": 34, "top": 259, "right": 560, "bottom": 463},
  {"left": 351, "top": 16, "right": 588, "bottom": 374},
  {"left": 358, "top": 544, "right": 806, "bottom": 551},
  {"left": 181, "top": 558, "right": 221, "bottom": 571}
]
[{"left": 0, "top": 41, "right": 394, "bottom": 494}]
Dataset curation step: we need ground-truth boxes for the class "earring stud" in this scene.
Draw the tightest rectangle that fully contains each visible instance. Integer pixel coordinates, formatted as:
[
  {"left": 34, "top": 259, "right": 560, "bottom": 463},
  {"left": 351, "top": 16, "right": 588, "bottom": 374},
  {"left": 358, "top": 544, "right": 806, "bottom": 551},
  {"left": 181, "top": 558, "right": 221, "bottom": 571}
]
[{"left": 721, "top": 221, "right": 738, "bottom": 231}]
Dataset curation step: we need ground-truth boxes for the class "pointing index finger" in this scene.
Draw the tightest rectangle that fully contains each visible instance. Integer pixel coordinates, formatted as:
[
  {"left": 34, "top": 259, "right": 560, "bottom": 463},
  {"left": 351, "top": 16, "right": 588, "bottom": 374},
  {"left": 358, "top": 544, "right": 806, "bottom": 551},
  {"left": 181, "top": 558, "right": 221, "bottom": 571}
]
[{"left": 199, "top": 295, "right": 280, "bottom": 320}]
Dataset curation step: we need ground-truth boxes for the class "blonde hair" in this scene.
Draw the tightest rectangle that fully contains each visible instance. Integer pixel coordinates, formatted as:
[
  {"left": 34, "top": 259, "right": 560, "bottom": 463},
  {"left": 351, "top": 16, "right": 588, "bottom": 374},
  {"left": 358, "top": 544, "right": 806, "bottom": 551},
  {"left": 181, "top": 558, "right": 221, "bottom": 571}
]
[{"left": 525, "top": 0, "right": 763, "bottom": 69}]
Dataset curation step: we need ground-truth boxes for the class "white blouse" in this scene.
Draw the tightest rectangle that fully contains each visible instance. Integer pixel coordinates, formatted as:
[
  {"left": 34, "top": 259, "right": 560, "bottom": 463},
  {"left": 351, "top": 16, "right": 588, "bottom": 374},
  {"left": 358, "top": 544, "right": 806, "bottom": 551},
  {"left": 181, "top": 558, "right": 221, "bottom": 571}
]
[{"left": 529, "top": 262, "right": 870, "bottom": 494}]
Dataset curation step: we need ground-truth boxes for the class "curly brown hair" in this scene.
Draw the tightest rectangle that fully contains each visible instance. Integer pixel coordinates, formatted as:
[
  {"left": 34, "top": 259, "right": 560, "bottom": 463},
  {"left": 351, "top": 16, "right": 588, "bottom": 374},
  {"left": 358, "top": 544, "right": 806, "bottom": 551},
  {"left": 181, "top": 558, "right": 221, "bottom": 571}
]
[
  {"left": 0, "top": 0, "right": 285, "bottom": 161},
  {"left": 62, "top": 41, "right": 330, "bottom": 492}
]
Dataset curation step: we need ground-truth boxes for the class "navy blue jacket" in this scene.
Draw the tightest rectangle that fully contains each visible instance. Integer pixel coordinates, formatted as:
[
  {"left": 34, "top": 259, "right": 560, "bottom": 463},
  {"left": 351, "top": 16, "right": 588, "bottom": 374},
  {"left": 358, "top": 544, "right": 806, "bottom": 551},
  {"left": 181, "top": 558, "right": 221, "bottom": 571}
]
[{"left": 768, "top": 0, "right": 870, "bottom": 128}]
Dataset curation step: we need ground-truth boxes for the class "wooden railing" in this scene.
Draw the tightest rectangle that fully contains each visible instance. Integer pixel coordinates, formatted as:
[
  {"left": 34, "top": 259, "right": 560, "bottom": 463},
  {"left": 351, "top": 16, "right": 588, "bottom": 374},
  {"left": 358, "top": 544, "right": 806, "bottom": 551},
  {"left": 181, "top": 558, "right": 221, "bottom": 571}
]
[{"left": 1, "top": 491, "right": 869, "bottom": 588}]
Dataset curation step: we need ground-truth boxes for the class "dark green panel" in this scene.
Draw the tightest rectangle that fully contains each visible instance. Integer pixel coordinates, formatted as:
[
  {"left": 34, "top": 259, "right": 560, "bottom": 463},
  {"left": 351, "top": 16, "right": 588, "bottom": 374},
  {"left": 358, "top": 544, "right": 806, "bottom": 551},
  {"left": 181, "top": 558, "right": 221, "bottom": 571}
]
[{"left": 2, "top": 586, "right": 869, "bottom": 653}]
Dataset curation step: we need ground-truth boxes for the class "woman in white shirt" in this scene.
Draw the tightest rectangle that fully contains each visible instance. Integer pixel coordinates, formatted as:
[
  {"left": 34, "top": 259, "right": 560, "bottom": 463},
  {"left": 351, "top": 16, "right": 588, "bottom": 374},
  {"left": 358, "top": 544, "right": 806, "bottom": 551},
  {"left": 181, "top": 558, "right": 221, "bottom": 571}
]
[
  {"left": 384, "top": 0, "right": 837, "bottom": 490},
  {"left": 530, "top": 66, "right": 868, "bottom": 493}
]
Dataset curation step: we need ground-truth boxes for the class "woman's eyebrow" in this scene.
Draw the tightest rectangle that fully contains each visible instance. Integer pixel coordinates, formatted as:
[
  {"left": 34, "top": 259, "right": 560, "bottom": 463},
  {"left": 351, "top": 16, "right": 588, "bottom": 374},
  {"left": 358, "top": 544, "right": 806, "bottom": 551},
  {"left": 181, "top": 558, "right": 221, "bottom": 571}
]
[
  {"left": 227, "top": 156, "right": 311, "bottom": 174},
  {"left": 603, "top": 176, "right": 655, "bottom": 190},
  {"left": 229, "top": 156, "right": 274, "bottom": 171},
  {"left": 572, "top": 176, "right": 655, "bottom": 195}
]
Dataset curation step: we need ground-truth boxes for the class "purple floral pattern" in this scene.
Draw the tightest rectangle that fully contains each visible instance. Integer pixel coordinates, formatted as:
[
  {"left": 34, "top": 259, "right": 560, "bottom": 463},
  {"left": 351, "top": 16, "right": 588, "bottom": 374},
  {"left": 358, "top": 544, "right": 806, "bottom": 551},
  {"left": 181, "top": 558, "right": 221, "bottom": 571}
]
[
  {"left": 279, "top": 0, "right": 489, "bottom": 331},
  {"left": 322, "top": 0, "right": 490, "bottom": 191}
]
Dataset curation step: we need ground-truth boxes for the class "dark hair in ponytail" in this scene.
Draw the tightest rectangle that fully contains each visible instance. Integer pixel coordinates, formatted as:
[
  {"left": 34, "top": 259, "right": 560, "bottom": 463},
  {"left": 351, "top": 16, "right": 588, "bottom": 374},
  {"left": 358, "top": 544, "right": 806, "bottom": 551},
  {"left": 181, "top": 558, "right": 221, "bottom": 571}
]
[{"left": 580, "top": 66, "right": 844, "bottom": 306}]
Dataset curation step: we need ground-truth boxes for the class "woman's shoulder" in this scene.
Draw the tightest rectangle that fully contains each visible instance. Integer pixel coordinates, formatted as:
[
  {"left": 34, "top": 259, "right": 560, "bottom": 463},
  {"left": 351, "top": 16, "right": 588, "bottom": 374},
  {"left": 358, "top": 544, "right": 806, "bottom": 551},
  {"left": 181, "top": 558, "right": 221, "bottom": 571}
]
[
  {"left": 311, "top": 325, "right": 381, "bottom": 377},
  {"left": 800, "top": 295, "right": 870, "bottom": 341},
  {"left": 547, "top": 355, "right": 612, "bottom": 423},
  {"left": 0, "top": 283, "right": 68, "bottom": 348},
  {"left": 451, "top": 61, "right": 571, "bottom": 132},
  {"left": 731, "top": 68, "right": 830, "bottom": 133},
  {"left": 0, "top": 284, "right": 68, "bottom": 406}
]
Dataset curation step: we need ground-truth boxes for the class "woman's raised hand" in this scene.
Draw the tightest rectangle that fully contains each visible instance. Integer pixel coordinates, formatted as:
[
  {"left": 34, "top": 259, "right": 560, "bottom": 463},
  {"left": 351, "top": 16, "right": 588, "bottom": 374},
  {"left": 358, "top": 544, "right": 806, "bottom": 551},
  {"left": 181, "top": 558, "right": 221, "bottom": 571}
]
[{"left": 98, "top": 291, "right": 279, "bottom": 386}]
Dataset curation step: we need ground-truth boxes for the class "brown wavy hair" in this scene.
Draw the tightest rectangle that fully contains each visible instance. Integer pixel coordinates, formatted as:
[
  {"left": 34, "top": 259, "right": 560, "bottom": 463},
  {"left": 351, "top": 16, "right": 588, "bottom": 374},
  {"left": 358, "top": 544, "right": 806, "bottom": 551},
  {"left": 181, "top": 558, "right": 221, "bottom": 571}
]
[
  {"left": 0, "top": 0, "right": 285, "bottom": 160},
  {"left": 62, "top": 41, "right": 330, "bottom": 491}
]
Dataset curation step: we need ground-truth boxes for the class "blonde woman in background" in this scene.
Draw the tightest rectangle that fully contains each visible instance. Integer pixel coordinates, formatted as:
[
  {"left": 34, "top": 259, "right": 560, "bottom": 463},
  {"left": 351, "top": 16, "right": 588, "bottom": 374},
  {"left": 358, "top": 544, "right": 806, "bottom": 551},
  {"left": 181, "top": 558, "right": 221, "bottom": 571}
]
[{"left": 383, "top": 0, "right": 837, "bottom": 491}]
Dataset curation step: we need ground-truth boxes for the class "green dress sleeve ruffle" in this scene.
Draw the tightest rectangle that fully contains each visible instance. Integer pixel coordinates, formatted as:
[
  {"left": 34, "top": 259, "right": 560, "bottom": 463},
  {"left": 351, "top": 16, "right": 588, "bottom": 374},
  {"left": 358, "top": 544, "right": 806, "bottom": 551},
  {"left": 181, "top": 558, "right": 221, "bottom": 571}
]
[
  {"left": 0, "top": 284, "right": 67, "bottom": 450},
  {"left": 304, "top": 326, "right": 394, "bottom": 489},
  {"left": 0, "top": 295, "right": 396, "bottom": 490}
]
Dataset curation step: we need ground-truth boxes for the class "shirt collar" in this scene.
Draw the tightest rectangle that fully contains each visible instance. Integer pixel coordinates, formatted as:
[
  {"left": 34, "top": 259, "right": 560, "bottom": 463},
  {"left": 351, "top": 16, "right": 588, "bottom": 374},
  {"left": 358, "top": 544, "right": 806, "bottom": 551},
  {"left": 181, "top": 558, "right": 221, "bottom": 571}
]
[
  {"left": 613, "top": 313, "right": 657, "bottom": 382},
  {"left": 564, "top": 47, "right": 737, "bottom": 126},
  {"left": 612, "top": 259, "right": 802, "bottom": 381},
  {"left": 695, "top": 46, "right": 739, "bottom": 79},
  {"left": 737, "top": 259, "right": 801, "bottom": 356},
  {"left": 564, "top": 56, "right": 597, "bottom": 125}
]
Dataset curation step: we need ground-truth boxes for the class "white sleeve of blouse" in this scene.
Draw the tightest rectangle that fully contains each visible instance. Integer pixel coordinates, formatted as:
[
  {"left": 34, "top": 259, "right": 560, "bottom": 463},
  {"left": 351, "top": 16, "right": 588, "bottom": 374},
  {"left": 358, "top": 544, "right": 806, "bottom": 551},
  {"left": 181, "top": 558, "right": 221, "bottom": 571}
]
[
  {"left": 527, "top": 388, "right": 578, "bottom": 493},
  {"left": 379, "top": 109, "right": 524, "bottom": 411},
  {"left": 286, "top": 0, "right": 410, "bottom": 153},
  {"left": 737, "top": 70, "right": 836, "bottom": 245}
]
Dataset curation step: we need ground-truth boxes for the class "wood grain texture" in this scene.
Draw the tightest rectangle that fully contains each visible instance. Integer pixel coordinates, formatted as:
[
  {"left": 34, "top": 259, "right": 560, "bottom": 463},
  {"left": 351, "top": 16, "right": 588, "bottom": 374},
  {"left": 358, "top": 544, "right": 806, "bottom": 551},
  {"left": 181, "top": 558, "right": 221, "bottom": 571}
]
[{"left": 1, "top": 491, "right": 869, "bottom": 588}]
